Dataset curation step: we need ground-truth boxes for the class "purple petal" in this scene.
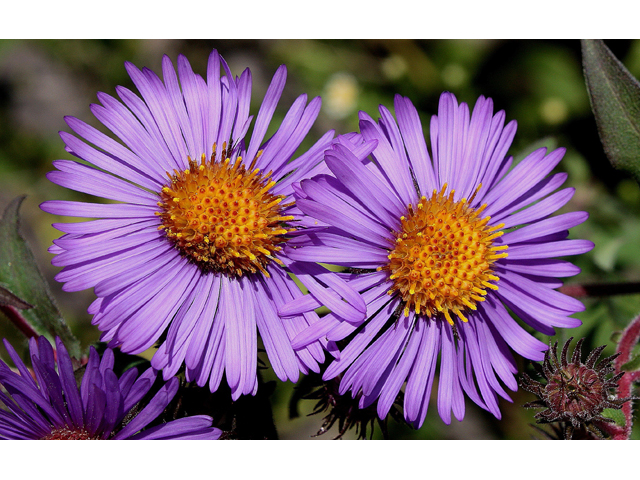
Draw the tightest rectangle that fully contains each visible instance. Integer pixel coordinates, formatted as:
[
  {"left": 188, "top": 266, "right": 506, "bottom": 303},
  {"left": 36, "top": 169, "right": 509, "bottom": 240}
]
[
  {"left": 404, "top": 320, "right": 440, "bottom": 426},
  {"left": 113, "top": 377, "right": 180, "bottom": 439},
  {"left": 505, "top": 239, "right": 594, "bottom": 260},
  {"left": 253, "top": 279, "right": 300, "bottom": 382},
  {"left": 129, "top": 416, "right": 220, "bottom": 440},
  {"left": 502, "top": 211, "right": 589, "bottom": 245},
  {"left": 394, "top": 94, "right": 437, "bottom": 197},
  {"left": 246, "top": 65, "right": 287, "bottom": 161}
]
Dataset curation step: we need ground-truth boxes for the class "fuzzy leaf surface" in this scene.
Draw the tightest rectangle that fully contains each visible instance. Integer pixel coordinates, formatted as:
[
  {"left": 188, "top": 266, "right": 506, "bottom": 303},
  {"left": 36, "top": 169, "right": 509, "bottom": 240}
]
[
  {"left": 0, "top": 196, "right": 80, "bottom": 357},
  {"left": 582, "top": 39, "right": 640, "bottom": 183}
]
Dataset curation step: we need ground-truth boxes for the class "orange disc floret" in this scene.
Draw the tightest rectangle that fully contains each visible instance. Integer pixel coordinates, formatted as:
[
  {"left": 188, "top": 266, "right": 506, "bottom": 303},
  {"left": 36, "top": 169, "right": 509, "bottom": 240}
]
[
  {"left": 380, "top": 184, "right": 508, "bottom": 325},
  {"left": 156, "top": 143, "right": 293, "bottom": 277}
]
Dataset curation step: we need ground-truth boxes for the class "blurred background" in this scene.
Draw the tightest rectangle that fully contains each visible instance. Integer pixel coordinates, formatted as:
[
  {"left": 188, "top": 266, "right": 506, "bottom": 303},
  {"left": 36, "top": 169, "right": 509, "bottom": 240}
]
[{"left": 1, "top": 39, "right": 640, "bottom": 440}]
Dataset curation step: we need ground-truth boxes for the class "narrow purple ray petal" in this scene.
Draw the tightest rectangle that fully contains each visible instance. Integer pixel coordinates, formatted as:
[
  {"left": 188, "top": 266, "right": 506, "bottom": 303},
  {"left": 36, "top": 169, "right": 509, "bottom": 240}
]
[
  {"left": 286, "top": 260, "right": 366, "bottom": 323},
  {"left": 325, "top": 144, "right": 405, "bottom": 223},
  {"left": 505, "top": 239, "right": 595, "bottom": 260},
  {"left": 502, "top": 211, "right": 589, "bottom": 245},
  {"left": 54, "top": 339, "right": 84, "bottom": 429},
  {"left": 113, "top": 378, "right": 180, "bottom": 439},
  {"left": 129, "top": 416, "right": 222, "bottom": 440},
  {"left": 483, "top": 147, "right": 566, "bottom": 217},
  {"left": 359, "top": 114, "right": 416, "bottom": 207},
  {"left": 404, "top": 321, "right": 440, "bottom": 425},
  {"left": 500, "top": 258, "right": 581, "bottom": 278},
  {"left": 361, "top": 313, "right": 415, "bottom": 396},
  {"left": 323, "top": 293, "right": 397, "bottom": 381},
  {"left": 481, "top": 297, "right": 546, "bottom": 361},
  {"left": 62, "top": 117, "right": 163, "bottom": 188},
  {"left": 41, "top": 200, "right": 159, "bottom": 220},
  {"left": 158, "top": 55, "right": 196, "bottom": 158},
  {"left": 184, "top": 276, "right": 222, "bottom": 371},
  {"left": 246, "top": 65, "right": 287, "bottom": 161},
  {"left": 394, "top": 94, "right": 437, "bottom": 196},
  {"left": 253, "top": 279, "right": 300, "bottom": 382},
  {"left": 495, "top": 178, "right": 571, "bottom": 228},
  {"left": 48, "top": 160, "right": 158, "bottom": 205}
]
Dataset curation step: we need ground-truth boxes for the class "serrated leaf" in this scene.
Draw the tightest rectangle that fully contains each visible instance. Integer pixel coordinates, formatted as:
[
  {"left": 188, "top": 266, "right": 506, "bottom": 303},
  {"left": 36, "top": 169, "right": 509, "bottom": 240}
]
[
  {"left": 0, "top": 196, "right": 81, "bottom": 357},
  {"left": 581, "top": 40, "right": 640, "bottom": 184},
  {"left": 601, "top": 408, "right": 626, "bottom": 427},
  {"left": 621, "top": 353, "right": 640, "bottom": 372}
]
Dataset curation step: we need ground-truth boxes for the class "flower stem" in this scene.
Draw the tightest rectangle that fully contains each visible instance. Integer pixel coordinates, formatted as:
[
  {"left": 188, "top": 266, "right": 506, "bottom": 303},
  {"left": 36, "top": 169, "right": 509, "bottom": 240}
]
[
  {"left": 0, "top": 304, "right": 39, "bottom": 339},
  {"left": 611, "top": 313, "right": 640, "bottom": 440},
  {"left": 559, "top": 281, "right": 640, "bottom": 298}
]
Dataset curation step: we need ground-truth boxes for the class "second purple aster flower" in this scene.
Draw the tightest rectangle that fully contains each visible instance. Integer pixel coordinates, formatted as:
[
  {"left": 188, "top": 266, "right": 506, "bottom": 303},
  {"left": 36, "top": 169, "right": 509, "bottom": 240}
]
[
  {"left": 0, "top": 337, "right": 221, "bottom": 440},
  {"left": 284, "top": 92, "right": 594, "bottom": 427},
  {"left": 40, "top": 50, "right": 365, "bottom": 400}
]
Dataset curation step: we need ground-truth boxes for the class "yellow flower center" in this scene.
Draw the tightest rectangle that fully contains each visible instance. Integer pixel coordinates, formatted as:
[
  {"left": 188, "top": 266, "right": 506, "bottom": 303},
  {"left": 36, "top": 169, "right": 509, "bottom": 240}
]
[
  {"left": 380, "top": 185, "right": 508, "bottom": 325},
  {"left": 156, "top": 144, "right": 292, "bottom": 277}
]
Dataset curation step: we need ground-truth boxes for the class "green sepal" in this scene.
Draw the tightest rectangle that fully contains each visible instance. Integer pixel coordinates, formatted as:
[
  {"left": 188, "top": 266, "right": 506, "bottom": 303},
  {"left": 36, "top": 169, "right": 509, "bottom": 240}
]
[
  {"left": 600, "top": 408, "right": 626, "bottom": 427},
  {"left": 581, "top": 40, "right": 640, "bottom": 184},
  {"left": 0, "top": 196, "right": 81, "bottom": 358}
]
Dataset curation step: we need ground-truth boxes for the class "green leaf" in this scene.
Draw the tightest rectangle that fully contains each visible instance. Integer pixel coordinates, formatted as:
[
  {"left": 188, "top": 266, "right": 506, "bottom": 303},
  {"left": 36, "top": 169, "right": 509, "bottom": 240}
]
[
  {"left": 0, "top": 196, "right": 81, "bottom": 357},
  {"left": 620, "top": 353, "right": 640, "bottom": 372},
  {"left": 581, "top": 40, "right": 640, "bottom": 184},
  {"left": 601, "top": 408, "right": 626, "bottom": 427}
]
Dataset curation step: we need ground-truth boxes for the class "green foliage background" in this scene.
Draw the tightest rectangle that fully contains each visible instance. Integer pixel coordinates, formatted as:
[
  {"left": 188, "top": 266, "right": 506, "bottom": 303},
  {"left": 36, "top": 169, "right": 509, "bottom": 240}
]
[{"left": 1, "top": 39, "right": 639, "bottom": 439}]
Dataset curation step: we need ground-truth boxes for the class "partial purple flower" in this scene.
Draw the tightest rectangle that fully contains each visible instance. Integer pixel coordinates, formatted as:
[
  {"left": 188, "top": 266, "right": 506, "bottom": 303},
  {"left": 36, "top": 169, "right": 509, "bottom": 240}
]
[
  {"left": 0, "top": 336, "right": 221, "bottom": 439},
  {"left": 284, "top": 92, "right": 594, "bottom": 428},
  {"left": 40, "top": 50, "right": 364, "bottom": 400}
]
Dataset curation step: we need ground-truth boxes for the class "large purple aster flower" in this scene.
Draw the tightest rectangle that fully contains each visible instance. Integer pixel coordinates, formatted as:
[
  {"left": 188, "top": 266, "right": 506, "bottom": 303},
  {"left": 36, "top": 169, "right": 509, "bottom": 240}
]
[
  {"left": 40, "top": 50, "right": 364, "bottom": 400},
  {"left": 284, "top": 92, "right": 594, "bottom": 427},
  {"left": 0, "top": 336, "right": 221, "bottom": 439}
]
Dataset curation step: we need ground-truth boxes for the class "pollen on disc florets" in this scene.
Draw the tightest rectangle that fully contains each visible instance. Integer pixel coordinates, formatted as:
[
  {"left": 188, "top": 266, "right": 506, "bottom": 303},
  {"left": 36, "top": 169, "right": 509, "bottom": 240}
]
[
  {"left": 42, "top": 427, "right": 96, "bottom": 440},
  {"left": 379, "top": 184, "right": 508, "bottom": 325},
  {"left": 156, "top": 143, "right": 293, "bottom": 278}
]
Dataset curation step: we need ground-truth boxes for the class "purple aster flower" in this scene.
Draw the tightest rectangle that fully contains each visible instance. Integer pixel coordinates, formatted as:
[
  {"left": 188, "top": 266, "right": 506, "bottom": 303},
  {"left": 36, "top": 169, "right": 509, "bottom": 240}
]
[
  {"left": 0, "top": 336, "right": 221, "bottom": 439},
  {"left": 284, "top": 92, "right": 594, "bottom": 428},
  {"left": 40, "top": 50, "right": 364, "bottom": 400}
]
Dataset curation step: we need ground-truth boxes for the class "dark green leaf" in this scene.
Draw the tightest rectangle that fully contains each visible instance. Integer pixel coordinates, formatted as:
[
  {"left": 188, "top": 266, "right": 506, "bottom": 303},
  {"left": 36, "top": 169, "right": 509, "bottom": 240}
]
[
  {"left": 620, "top": 353, "right": 640, "bottom": 372},
  {"left": 0, "top": 196, "right": 81, "bottom": 357},
  {"left": 581, "top": 40, "right": 640, "bottom": 184}
]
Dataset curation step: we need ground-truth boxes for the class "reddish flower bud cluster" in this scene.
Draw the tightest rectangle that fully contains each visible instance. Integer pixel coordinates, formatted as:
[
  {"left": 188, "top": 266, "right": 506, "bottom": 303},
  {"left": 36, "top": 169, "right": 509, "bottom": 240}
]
[{"left": 519, "top": 337, "right": 630, "bottom": 439}]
